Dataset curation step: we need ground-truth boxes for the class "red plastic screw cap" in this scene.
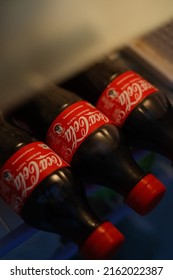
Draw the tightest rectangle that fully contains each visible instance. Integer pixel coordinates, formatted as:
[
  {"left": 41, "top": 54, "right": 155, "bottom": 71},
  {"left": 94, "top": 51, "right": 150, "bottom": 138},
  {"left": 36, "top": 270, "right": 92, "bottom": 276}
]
[
  {"left": 80, "top": 221, "right": 125, "bottom": 260},
  {"left": 125, "top": 174, "right": 166, "bottom": 215}
]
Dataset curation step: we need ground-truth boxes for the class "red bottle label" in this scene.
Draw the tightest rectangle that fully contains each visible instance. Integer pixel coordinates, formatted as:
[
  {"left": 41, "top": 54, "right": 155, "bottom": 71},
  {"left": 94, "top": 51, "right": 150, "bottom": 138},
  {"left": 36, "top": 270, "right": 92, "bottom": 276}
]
[
  {"left": 46, "top": 100, "right": 110, "bottom": 163},
  {"left": 0, "top": 142, "right": 68, "bottom": 214},
  {"left": 96, "top": 70, "right": 158, "bottom": 126}
]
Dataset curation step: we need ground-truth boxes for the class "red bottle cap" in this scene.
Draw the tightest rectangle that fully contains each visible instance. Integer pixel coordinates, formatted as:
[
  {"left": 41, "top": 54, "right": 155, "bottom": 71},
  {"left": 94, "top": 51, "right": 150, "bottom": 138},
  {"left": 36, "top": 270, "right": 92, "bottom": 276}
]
[
  {"left": 80, "top": 221, "right": 125, "bottom": 260},
  {"left": 125, "top": 174, "right": 166, "bottom": 215}
]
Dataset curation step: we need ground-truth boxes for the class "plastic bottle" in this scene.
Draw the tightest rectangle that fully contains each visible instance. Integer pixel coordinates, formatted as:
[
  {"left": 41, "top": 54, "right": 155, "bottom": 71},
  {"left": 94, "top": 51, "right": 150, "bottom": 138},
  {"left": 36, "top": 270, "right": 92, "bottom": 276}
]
[
  {"left": 7, "top": 86, "right": 166, "bottom": 215},
  {"left": 0, "top": 117, "right": 125, "bottom": 259},
  {"left": 61, "top": 54, "right": 173, "bottom": 162}
]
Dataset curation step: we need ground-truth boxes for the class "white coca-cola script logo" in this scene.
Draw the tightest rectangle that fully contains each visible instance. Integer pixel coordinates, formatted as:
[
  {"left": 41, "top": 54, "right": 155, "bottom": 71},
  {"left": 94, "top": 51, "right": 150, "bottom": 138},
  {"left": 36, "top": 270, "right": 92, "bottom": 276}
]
[
  {"left": 117, "top": 80, "right": 152, "bottom": 112},
  {"left": 106, "top": 79, "right": 153, "bottom": 124},
  {"left": 54, "top": 109, "right": 109, "bottom": 159},
  {"left": 9, "top": 152, "right": 62, "bottom": 199}
]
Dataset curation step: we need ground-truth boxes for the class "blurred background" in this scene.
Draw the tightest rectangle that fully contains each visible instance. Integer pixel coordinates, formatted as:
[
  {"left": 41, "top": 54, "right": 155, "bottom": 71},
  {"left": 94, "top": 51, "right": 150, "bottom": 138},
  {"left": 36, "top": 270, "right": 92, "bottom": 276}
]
[
  {"left": 1, "top": 0, "right": 173, "bottom": 112},
  {"left": 0, "top": 0, "right": 173, "bottom": 260}
]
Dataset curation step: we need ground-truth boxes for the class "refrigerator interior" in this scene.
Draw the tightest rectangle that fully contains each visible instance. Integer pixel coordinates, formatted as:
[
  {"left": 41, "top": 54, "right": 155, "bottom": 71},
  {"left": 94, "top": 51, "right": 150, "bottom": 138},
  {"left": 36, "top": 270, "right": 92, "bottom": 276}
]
[{"left": 0, "top": 0, "right": 173, "bottom": 260}]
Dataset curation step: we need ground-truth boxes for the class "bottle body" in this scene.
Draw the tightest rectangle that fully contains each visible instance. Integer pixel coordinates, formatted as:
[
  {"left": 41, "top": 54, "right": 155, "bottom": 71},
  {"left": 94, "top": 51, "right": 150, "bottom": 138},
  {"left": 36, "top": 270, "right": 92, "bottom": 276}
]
[
  {"left": 61, "top": 55, "right": 173, "bottom": 161},
  {"left": 0, "top": 119, "right": 125, "bottom": 259},
  {"left": 7, "top": 86, "right": 166, "bottom": 215}
]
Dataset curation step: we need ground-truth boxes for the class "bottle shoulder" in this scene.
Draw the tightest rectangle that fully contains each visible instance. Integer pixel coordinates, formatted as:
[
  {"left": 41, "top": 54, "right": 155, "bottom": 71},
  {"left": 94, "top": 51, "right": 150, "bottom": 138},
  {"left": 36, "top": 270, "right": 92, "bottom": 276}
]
[
  {"left": 129, "top": 91, "right": 171, "bottom": 121},
  {"left": 72, "top": 123, "right": 123, "bottom": 162}
]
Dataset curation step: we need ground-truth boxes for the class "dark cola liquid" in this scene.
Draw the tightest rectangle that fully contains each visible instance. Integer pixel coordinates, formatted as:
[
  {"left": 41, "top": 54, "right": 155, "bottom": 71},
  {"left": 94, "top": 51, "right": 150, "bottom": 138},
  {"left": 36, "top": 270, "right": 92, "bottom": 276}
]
[
  {"left": 123, "top": 92, "right": 173, "bottom": 161},
  {"left": 0, "top": 119, "right": 101, "bottom": 246},
  {"left": 22, "top": 166, "right": 101, "bottom": 245}
]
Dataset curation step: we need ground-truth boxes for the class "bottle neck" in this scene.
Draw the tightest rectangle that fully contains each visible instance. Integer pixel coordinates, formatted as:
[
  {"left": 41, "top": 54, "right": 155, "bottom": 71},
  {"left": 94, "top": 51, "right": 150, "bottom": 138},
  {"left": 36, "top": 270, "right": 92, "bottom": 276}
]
[
  {"left": 86, "top": 57, "right": 126, "bottom": 92},
  {"left": 62, "top": 56, "right": 128, "bottom": 105},
  {"left": 8, "top": 86, "right": 82, "bottom": 139}
]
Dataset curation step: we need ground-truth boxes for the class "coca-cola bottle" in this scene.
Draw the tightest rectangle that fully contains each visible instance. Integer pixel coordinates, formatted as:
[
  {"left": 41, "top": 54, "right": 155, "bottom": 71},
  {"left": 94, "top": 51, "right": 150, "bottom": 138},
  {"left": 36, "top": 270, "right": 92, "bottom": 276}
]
[
  {"left": 7, "top": 85, "right": 166, "bottom": 215},
  {"left": 61, "top": 53, "right": 173, "bottom": 162},
  {"left": 0, "top": 117, "right": 125, "bottom": 260}
]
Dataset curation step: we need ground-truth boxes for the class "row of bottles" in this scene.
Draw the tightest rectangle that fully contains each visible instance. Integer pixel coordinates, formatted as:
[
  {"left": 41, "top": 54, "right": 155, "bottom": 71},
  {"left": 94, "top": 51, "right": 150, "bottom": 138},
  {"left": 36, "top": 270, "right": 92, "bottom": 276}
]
[
  {"left": 6, "top": 86, "right": 166, "bottom": 215},
  {"left": 61, "top": 52, "right": 173, "bottom": 162},
  {"left": 0, "top": 115, "right": 124, "bottom": 260},
  {"left": 1, "top": 52, "right": 172, "bottom": 259}
]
